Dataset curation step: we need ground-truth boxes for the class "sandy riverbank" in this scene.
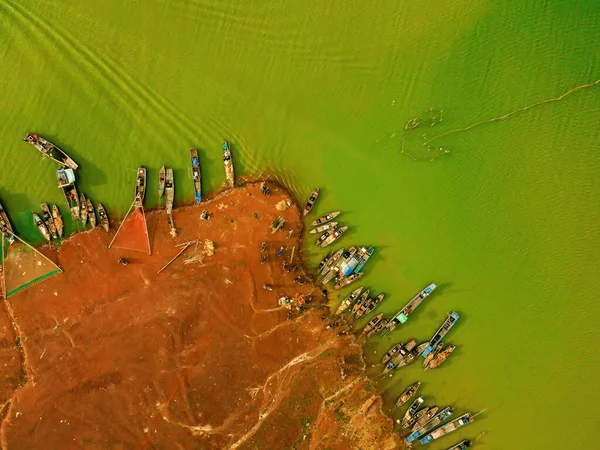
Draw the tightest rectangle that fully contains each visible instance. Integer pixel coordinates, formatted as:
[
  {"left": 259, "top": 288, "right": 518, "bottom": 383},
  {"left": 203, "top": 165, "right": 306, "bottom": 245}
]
[{"left": 0, "top": 181, "right": 401, "bottom": 449}]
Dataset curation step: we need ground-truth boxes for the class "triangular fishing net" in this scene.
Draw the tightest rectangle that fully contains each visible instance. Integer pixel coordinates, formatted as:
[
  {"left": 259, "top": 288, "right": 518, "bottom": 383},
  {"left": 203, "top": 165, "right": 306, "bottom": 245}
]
[
  {"left": 1, "top": 234, "right": 62, "bottom": 298},
  {"left": 108, "top": 205, "right": 151, "bottom": 254}
]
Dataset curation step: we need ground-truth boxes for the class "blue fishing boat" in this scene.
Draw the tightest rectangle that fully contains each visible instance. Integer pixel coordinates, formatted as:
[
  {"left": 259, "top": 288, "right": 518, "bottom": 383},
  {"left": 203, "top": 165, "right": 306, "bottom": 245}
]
[
  {"left": 421, "top": 311, "right": 460, "bottom": 357},
  {"left": 353, "top": 246, "right": 375, "bottom": 274},
  {"left": 383, "top": 283, "right": 437, "bottom": 334},
  {"left": 190, "top": 148, "right": 202, "bottom": 204},
  {"left": 405, "top": 407, "right": 454, "bottom": 444},
  {"left": 419, "top": 413, "right": 473, "bottom": 445}
]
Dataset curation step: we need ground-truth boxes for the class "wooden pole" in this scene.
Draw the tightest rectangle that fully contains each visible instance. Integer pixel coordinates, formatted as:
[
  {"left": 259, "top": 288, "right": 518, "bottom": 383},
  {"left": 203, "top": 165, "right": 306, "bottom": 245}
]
[
  {"left": 157, "top": 242, "right": 193, "bottom": 275},
  {"left": 289, "top": 246, "right": 295, "bottom": 264},
  {"left": 108, "top": 200, "right": 135, "bottom": 249}
]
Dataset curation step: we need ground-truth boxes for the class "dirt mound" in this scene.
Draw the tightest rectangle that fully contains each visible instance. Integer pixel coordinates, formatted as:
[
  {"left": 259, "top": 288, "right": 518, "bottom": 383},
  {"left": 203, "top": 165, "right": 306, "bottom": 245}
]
[{"left": 0, "top": 182, "right": 401, "bottom": 449}]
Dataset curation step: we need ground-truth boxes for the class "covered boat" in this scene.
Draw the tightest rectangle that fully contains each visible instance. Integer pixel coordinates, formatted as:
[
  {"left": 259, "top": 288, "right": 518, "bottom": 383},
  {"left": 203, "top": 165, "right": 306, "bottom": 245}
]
[
  {"left": 335, "top": 286, "right": 363, "bottom": 315},
  {"left": 412, "top": 406, "right": 439, "bottom": 431},
  {"left": 405, "top": 407, "right": 454, "bottom": 444},
  {"left": 310, "top": 211, "right": 340, "bottom": 227},
  {"left": 351, "top": 290, "right": 371, "bottom": 314},
  {"left": 0, "top": 201, "right": 15, "bottom": 243},
  {"left": 303, "top": 187, "right": 319, "bottom": 216},
  {"left": 190, "top": 149, "right": 202, "bottom": 203},
  {"left": 222, "top": 141, "right": 234, "bottom": 187},
  {"left": 404, "top": 406, "right": 429, "bottom": 429},
  {"left": 97, "top": 203, "right": 109, "bottom": 232},
  {"left": 382, "top": 343, "right": 407, "bottom": 366},
  {"left": 80, "top": 193, "right": 88, "bottom": 226},
  {"left": 309, "top": 221, "right": 337, "bottom": 234},
  {"left": 355, "top": 292, "right": 385, "bottom": 318},
  {"left": 33, "top": 213, "right": 51, "bottom": 242},
  {"left": 352, "top": 246, "right": 375, "bottom": 274},
  {"left": 321, "top": 226, "right": 348, "bottom": 248},
  {"left": 52, "top": 205, "right": 64, "bottom": 238},
  {"left": 158, "top": 165, "right": 166, "bottom": 198},
  {"left": 419, "top": 413, "right": 474, "bottom": 445},
  {"left": 334, "top": 272, "right": 363, "bottom": 289},
  {"left": 40, "top": 203, "right": 58, "bottom": 239},
  {"left": 401, "top": 397, "right": 424, "bottom": 428},
  {"left": 134, "top": 167, "right": 147, "bottom": 207},
  {"left": 56, "top": 167, "right": 80, "bottom": 220},
  {"left": 366, "top": 318, "right": 389, "bottom": 337},
  {"left": 394, "top": 382, "right": 421, "bottom": 409},
  {"left": 165, "top": 168, "right": 174, "bottom": 214},
  {"left": 425, "top": 344, "right": 456, "bottom": 370},
  {"left": 360, "top": 313, "right": 384, "bottom": 335},
  {"left": 24, "top": 133, "right": 78, "bottom": 169},
  {"left": 422, "top": 311, "right": 460, "bottom": 357},
  {"left": 384, "top": 283, "right": 437, "bottom": 334},
  {"left": 87, "top": 199, "right": 96, "bottom": 228}
]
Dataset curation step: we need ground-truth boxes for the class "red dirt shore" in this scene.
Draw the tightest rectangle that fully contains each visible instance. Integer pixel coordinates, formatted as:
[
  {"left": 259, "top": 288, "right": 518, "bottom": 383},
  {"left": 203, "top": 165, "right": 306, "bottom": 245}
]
[{"left": 0, "top": 182, "right": 402, "bottom": 449}]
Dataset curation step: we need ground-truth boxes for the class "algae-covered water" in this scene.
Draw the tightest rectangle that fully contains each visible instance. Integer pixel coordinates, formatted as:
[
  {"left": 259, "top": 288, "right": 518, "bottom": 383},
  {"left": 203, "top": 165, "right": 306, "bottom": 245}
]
[{"left": 2, "top": 1, "right": 600, "bottom": 448}]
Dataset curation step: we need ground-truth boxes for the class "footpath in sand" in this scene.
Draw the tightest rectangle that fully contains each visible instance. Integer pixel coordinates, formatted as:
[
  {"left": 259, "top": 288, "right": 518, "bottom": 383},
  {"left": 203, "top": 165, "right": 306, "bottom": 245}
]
[{"left": 0, "top": 182, "right": 401, "bottom": 449}]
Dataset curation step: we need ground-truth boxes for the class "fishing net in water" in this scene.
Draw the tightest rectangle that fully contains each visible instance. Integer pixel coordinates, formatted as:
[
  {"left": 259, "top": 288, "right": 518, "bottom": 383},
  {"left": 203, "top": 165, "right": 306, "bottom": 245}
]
[
  {"left": 108, "top": 206, "right": 151, "bottom": 254},
  {"left": 1, "top": 235, "right": 62, "bottom": 298}
]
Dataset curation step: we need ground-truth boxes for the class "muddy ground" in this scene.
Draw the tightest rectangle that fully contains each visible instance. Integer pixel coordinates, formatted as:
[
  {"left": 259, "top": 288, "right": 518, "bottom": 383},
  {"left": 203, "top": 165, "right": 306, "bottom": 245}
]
[{"left": 0, "top": 182, "right": 401, "bottom": 449}]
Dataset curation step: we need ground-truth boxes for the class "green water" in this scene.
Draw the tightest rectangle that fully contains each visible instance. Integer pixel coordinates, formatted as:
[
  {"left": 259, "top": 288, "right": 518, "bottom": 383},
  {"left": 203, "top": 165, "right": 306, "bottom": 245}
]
[{"left": 1, "top": 1, "right": 600, "bottom": 448}]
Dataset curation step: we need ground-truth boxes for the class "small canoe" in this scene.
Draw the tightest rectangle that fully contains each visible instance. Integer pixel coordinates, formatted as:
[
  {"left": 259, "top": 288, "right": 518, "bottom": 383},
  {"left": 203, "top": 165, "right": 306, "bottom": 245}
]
[
  {"left": 80, "top": 193, "right": 88, "bottom": 226},
  {"left": 401, "top": 397, "right": 425, "bottom": 428},
  {"left": 23, "top": 133, "right": 78, "bottom": 169},
  {"left": 158, "top": 165, "right": 166, "bottom": 198},
  {"left": 52, "top": 205, "right": 64, "bottom": 238},
  {"left": 335, "top": 286, "right": 363, "bottom": 315},
  {"left": 40, "top": 203, "right": 58, "bottom": 239},
  {"left": 57, "top": 167, "right": 80, "bottom": 220},
  {"left": 315, "top": 227, "right": 337, "bottom": 246},
  {"left": 222, "top": 141, "right": 235, "bottom": 187},
  {"left": 351, "top": 290, "right": 371, "bottom": 314},
  {"left": 190, "top": 149, "right": 202, "bottom": 204},
  {"left": 321, "top": 226, "right": 348, "bottom": 248},
  {"left": 134, "top": 167, "right": 147, "bottom": 207},
  {"left": 310, "top": 211, "right": 340, "bottom": 227},
  {"left": 334, "top": 272, "right": 363, "bottom": 290},
  {"left": 425, "top": 344, "right": 456, "bottom": 370},
  {"left": 394, "top": 382, "right": 421, "bottom": 409},
  {"left": 0, "top": 201, "right": 15, "bottom": 243},
  {"left": 447, "top": 440, "right": 471, "bottom": 450},
  {"left": 361, "top": 313, "right": 384, "bottom": 335},
  {"left": 366, "top": 318, "right": 389, "bottom": 337},
  {"left": 33, "top": 212, "right": 51, "bottom": 242},
  {"left": 165, "top": 168, "right": 174, "bottom": 214},
  {"left": 87, "top": 199, "right": 96, "bottom": 228},
  {"left": 303, "top": 187, "right": 319, "bottom": 217},
  {"left": 309, "top": 221, "right": 337, "bottom": 234},
  {"left": 97, "top": 203, "right": 109, "bottom": 232}
]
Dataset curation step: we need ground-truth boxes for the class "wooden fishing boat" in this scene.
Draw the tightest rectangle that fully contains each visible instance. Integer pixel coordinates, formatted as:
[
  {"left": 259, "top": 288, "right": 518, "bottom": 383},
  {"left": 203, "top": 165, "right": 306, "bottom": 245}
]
[
  {"left": 425, "top": 344, "right": 456, "bottom": 370},
  {"left": 419, "top": 413, "right": 474, "bottom": 445},
  {"left": 335, "top": 286, "right": 363, "bottom": 315},
  {"left": 423, "top": 342, "right": 444, "bottom": 368},
  {"left": 321, "top": 266, "right": 339, "bottom": 285},
  {"left": 421, "top": 311, "right": 460, "bottom": 357},
  {"left": 384, "top": 283, "right": 437, "bottom": 334},
  {"left": 351, "top": 290, "right": 371, "bottom": 314},
  {"left": 352, "top": 246, "right": 375, "bottom": 274},
  {"left": 80, "top": 193, "right": 88, "bottom": 226},
  {"left": 401, "top": 397, "right": 424, "bottom": 428},
  {"left": 23, "top": 133, "right": 78, "bottom": 169},
  {"left": 382, "top": 343, "right": 405, "bottom": 366},
  {"left": 334, "top": 272, "right": 363, "bottom": 290},
  {"left": 366, "top": 318, "right": 389, "bottom": 337},
  {"left": 33, "top": 213, "right": 51, "bottom": 242},
  {"left": 52, "top": 205, "right": 64, "bottom": 238},
  {"left": 158, "top": 165, "right": 166, "bottom": 198},
  {"left": 190, "top": 149, "right": 202, "bottom": 203},
  {"left": 318, "top": 247, "right": 345, "bottom": 277},
  {"left": 383, "top": 340, "right": 418, "bottom": 374},
  {"left": 447, "top": 439, "right": 471, "bottom": 450},
  {"left": 404, "top": 406, "right": 429, "bottom": 429},
  {"left": 309, "top": 221, "right": 337, "bottom": 234},
  {"left": 97, "top": 203, "right": 109, "bottom": 232},
  {"left": 321, "top": 226, "right": 348, "bottom": 248},
  {"left": 316, "top": 250, "right": 333, "bottom": 274},
  {"left": 87, "top": 199, "right": 96, "bottom": 228},
  {"left": 134, "top": 167, "right": 147, "bottom": 207},
  {"left": 405, "top": 407, "right": 454, "bottom": 444},
  {"left": 40, "top": 203, "right": 58, "bottom": 239},
  {"left": 303, "top": 187, "right": 320, "bottom": 217},
  {"left": 323, "top": 247, "right": 355, "bottom": 281},
  {"left": 0, "top": 201, "right": 15, "bottom": 243},
  {"left": 222, "top": 141, "right": 234, "bottom": 187},
  {"left": 315, "top": 227, "right": 336, "bottom": 246},
  {"left": 355, "top": 293, "right": 385, "bottom": 318},
  {"left": 56, "top": 167, "right": 80, "bottom": 220},
  {"left": 361, "top": 313, "right": 384, "bottom": 335},
  {"left": 310, "top": 211, "right": 340, "bottom": 227},
  {"left": 412, "top": 406, "right": 439, "bottom": 431},
  {"left": 165, "top": 168, "right": 174, "bottom": 215}
]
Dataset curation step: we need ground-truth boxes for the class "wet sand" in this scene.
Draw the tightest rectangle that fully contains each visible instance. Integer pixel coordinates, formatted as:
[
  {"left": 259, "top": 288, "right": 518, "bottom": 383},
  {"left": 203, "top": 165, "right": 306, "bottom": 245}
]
[{"left": 0, "top": 182, "right": 401, "bottom": 449}]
